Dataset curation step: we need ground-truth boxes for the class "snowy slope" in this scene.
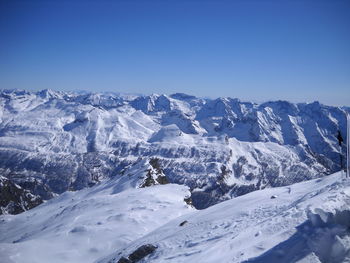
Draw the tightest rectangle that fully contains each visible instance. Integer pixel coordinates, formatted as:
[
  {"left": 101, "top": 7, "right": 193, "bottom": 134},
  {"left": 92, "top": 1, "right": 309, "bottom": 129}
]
[
  {"left": 0, "top": 89, "right": 349, "bottom": 210},
  {"left": 99, "top": 172, "right": 350, "bottom": 263},
  {"left": 0, "top": 180, "right": 193, "bottom": 263},
  {"left": 1, "top": 172, "right": 349, "bottom": 263}
]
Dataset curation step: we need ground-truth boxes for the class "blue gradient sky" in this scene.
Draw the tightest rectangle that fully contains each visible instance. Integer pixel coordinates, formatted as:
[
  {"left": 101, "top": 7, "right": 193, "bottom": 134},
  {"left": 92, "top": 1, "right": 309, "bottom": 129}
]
[{"left": 1, "top": 0, "right": 349, "bottom": 105}]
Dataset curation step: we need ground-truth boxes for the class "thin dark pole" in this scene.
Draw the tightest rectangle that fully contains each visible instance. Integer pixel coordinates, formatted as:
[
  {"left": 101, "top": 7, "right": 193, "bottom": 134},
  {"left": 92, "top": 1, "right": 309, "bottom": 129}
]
[
  {"left": 340, "top": 144, "right": 343, "bottom": 173},
  {"left": 337, "top": 130, "right": 344, "bottom": 172},
  {"left": 347, "top": 113, "right": 350, "bottom": 178}
]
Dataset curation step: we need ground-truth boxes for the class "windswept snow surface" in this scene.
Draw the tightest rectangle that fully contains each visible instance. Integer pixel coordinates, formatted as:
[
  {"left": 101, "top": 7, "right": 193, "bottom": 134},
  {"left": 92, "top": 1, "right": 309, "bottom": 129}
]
[
  {"left": 99, "top": 172, "right": 350, "bottom": 263},
  {"left": 0, "top": 181, "right": 193, "bottom": 263},
  {"left": 1, "top": 173, "right": 349, "bottom": 263}
]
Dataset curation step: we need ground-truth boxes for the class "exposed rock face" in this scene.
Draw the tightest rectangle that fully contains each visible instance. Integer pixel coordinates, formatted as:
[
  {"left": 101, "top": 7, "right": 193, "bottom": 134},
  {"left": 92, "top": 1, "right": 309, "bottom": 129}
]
[
  {"left": 0, "top": 89, "right": 349, "bottom": 211},
  {"left": 0, "top": 176, "right": 42, "bottom": 215},
  {"left": 179, "top": 220, "right": 188, "bottom": 226},
  {"left": 140, "top": 158, "right": 169, "bottom": 188},
  {"left": 116, "top": 244, "right": 157, "bottom": 263}
]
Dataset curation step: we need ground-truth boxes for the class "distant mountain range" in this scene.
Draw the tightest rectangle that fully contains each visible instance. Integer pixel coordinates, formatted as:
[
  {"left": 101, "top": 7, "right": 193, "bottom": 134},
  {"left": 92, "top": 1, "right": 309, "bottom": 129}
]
[{"left": 0, "top": 89, "right": 349, "bottom": 212}]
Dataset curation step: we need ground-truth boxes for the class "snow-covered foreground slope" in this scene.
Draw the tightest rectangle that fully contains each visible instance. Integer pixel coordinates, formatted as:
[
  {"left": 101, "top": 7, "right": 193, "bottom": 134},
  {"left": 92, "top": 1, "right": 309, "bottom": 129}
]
[
  {"left": 0, "top": 181, "right": 193, "bottom": 263},
  {"left": 99, "top": 172, "right": 350, "bottom": 263},
  {"left": 1, "top": 172, "right": 349, "bottom": 263},
  {"left": 0, "top": 89, "right": 349, "bottom": 210}
]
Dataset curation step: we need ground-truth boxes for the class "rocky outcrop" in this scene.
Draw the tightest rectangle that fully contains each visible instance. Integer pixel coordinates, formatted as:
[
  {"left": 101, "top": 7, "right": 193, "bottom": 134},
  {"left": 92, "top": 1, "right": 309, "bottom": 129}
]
[
  {"left": 116, "top": 244, "right": 157, "bottom": 263},
  {"left": 139, "top": 158, "right": 169, "bottom": 188},
  {"left": 0, "top": 176, "right": 43, "bottom": 215}
]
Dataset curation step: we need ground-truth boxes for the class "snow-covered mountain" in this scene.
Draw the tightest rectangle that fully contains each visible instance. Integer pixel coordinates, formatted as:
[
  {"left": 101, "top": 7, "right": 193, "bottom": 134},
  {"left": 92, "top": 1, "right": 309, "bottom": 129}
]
[
  {"left": 1, "top": 172, "right": 349, "bottom": 263},
  {"left": 0, "top": 89, "right": 349, "bottom": 210}
]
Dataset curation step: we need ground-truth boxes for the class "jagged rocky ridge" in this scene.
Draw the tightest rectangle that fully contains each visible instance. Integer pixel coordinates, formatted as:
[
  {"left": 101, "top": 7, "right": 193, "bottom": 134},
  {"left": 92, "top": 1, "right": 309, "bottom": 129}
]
[{"left": 0, "top": 89, "right": 348, "bottom": 211}]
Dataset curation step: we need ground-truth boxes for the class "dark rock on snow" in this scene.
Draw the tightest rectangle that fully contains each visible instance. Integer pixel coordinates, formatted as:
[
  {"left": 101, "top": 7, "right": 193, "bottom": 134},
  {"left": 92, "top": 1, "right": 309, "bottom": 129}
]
[{"left": 116, "top": 244, "right": 157, "bottom": 263}]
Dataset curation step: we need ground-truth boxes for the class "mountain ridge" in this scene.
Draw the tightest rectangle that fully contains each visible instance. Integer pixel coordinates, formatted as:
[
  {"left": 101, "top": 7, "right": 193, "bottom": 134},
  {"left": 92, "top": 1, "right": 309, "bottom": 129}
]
[{"left": 0, "top": 89, "right": 348, "bottom": 210}]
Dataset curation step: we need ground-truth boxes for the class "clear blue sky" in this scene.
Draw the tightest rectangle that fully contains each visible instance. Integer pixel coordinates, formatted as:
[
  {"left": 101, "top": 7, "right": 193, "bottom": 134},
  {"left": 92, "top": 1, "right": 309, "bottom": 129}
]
[{"left": 0, "top": 0, "right": 349, "bottom": 105}]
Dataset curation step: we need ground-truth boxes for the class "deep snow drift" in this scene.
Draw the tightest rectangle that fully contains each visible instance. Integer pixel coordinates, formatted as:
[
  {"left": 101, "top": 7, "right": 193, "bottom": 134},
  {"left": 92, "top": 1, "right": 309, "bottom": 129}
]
[
  {"left": 1, "top": 172, "right": 349, "bottom": 263},
  {"left": 0, "top": 89, "right": 349, "bottom": 210}
]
